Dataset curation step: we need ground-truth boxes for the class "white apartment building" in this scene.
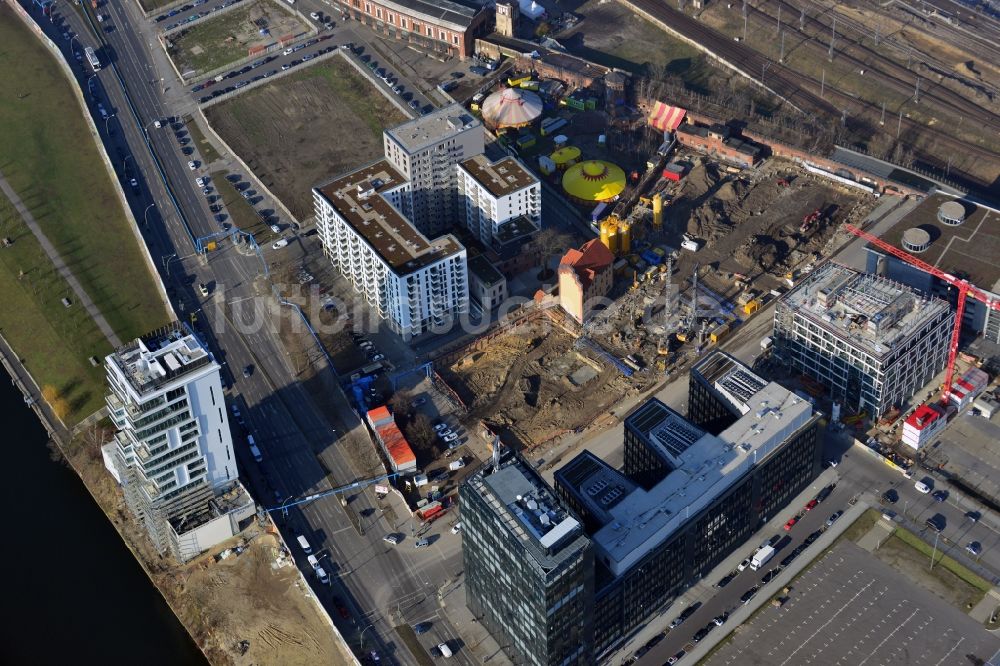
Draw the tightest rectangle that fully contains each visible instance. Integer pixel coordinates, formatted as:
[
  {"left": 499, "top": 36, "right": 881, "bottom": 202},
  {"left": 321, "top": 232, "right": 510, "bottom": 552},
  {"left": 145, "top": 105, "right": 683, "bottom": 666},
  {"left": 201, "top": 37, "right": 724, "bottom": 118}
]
[
  {"left": 773, "top": 263, "right": 954, "bottom": 418},
  {"left": 457, "top": 154, "right": 540, "bottom": 247},
  {"left": 104, "top": 323, "right": 252, "bottom": 561},
  {"left": 383, "top": 104, "right": 484, "bottom": 236},
  {"left": 314, "top": 159, "right": 469, "bottom": 340}
]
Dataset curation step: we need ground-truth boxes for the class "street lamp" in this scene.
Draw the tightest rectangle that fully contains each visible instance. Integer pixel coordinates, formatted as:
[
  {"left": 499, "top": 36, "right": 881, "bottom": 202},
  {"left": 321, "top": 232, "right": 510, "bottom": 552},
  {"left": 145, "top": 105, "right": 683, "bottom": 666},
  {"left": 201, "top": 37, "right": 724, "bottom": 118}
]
[
  {"left": 122, "top": 154, "right": 132, "bottom": 174},
  {"left": 360, "top": 624, "right": 375, "bottom": 650},
  {"left": 143, "top": 204, "right": 155, "bottom": 228},
  {"left": 761, "top": 61, "right": 772, "bottom": 86},
  {"left": 929, "top": 531, "right": 940, "bottom": 570},
  {"left": 281, "top": 495, "right": 295, "bottom": 517},
  {"left": 104, "top": 115, "right": 116, "bottom": 136}
]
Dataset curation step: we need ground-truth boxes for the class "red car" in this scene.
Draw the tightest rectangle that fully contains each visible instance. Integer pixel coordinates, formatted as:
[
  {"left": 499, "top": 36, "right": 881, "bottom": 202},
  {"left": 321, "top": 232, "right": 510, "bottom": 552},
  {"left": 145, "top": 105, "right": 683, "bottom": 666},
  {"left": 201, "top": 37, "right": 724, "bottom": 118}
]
[
  {"left": 783, "top": 517, "right": 798, "bottom": 531},
  {"left": 333, "top": 596, "right": 350, "bottom": 619},
  {"left": 804, "top": 499, "right": 818, "bottom": 512}
]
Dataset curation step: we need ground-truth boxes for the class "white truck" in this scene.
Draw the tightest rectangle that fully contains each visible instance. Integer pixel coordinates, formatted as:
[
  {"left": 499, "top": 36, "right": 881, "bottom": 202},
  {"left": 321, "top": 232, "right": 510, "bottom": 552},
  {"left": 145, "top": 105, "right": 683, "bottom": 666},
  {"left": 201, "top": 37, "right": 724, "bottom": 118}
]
[{"left": 750, "top": 545, "right": 775, "bottom": 571}]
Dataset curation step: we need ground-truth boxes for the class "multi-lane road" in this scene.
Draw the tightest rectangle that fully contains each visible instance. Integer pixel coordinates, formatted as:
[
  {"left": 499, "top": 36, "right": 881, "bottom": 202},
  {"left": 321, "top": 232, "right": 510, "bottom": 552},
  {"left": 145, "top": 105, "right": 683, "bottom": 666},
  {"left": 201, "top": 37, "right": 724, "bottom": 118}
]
[{"left": 29, "top": 0, "right": 469, "bottom": 663}]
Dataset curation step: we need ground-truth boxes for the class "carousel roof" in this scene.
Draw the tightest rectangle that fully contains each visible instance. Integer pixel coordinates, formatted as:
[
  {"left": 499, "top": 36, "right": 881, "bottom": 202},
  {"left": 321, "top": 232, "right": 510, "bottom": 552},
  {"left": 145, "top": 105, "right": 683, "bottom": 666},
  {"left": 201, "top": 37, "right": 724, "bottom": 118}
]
[{"left": 481, "top": 87, "right": 544, "bottom": 128}]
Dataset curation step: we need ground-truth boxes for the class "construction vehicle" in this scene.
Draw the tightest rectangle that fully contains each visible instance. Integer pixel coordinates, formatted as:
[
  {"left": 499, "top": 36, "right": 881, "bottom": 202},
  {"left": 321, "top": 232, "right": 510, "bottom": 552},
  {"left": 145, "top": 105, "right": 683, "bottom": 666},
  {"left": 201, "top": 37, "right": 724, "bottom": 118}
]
[
  {"left": 844, "top": 224, "right": 1000, "bottom": 402},
  {"left": 800, "top": 209, "right": 821, "bottom": 233}
]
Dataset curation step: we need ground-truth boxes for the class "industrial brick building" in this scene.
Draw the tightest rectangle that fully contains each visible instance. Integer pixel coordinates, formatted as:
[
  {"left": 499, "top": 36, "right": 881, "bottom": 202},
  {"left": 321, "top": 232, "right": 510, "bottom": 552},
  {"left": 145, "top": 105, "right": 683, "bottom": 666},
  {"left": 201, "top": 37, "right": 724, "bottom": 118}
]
[
  {"left": 558, "top": 239, "right": 615, "bottom": 323},
  {"left": 674, "top": 121, "right": 763, "bottom": 168},
  {"left": 864, "top": 194, "right": 1000, "bottom": 344},
  {"left": 773, "top": 262, "right": 954, "bottom": 418},
  {"left": 103, "top": 323, "right": 255, "bottom": 561},
  {"left": 462, "top": 361, "right": 822, "bottom": 662},
  {"left": 334, "top": 0, "right": 488, "bottom": 59}
]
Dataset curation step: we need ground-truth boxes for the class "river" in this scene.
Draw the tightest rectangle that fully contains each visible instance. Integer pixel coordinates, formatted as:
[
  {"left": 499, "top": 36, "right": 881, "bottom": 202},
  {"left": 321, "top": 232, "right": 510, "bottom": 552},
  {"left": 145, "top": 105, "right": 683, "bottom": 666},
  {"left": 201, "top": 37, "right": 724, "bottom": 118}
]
[{"left": 0, "top": 378, "right": 206, "bottom": 665}]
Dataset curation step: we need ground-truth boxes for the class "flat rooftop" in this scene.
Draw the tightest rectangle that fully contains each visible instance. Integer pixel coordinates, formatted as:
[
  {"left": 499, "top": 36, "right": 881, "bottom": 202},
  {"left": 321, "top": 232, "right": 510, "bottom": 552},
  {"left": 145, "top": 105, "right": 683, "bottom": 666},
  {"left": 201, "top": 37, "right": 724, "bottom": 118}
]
[
  {"left": 874, "top": 194, "right": 1000, "bottom": 293},
  {"left": 494, "top": 214, "right": 538, "bottom": 245},
  {"left": 384, "top": 104, "right": 481, "bottom": 154},
  {"left": 314, "top": 159, "right": 463, "bottom": 273},
  {"left": 692, "top": 351, "right": 767, "bottom": 416},
  {"left": 555, "top": 451, "right": 637, "bottom": 527},
  {"left": 109, "top": 323, "right": 213, "bottom": 396},
  {"left": 626, "top": 399, "right": 706, "bottom": 468},
  {"left": 467, "top": 254, "right": 505, "bottom": 287},
  {"left": 460, "top": 155, "right": 537, "bottom": 198},
  {"left": 594, "top": 383, "right": 814, "bottom": 576},
  {"left": 470, "top": 457, "right": 588, "bottom": 569},
  {"left": 780, "top": 262, "right": 951, "bottom": 359},
  {"left": 377, "top": 0, "right": 482, "bottom": 31}
]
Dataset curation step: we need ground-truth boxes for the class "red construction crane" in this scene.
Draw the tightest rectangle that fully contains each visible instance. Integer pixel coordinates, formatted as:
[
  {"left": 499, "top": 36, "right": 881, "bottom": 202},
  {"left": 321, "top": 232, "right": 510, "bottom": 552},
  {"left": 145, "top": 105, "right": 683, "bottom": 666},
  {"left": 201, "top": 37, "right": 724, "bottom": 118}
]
[{"left": 843, "top": 223, "right": 1000, "bottom": 401}]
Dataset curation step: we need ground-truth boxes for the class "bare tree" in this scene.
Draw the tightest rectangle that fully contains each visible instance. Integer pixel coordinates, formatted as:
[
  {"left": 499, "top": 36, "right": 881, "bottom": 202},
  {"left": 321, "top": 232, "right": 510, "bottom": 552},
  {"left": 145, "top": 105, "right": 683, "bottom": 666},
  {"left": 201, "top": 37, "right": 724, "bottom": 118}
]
[{"left": 534, "top": 227, "right": 576, "bottom": 281}]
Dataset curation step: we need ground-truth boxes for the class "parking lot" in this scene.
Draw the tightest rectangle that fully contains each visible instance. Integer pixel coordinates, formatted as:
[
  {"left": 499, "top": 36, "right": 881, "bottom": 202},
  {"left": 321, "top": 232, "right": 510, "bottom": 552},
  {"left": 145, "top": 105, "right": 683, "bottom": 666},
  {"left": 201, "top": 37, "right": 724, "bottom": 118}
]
[{"left": 706, "top": 541, "right": 1000, "bottom": 666}]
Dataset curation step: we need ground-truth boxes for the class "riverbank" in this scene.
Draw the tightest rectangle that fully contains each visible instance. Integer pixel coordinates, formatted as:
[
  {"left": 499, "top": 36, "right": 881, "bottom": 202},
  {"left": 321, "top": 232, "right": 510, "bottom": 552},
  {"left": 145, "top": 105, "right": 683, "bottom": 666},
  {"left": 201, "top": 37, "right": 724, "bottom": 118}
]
[{"left": 0, "top": 329, "right": 350, "bottom": 664}]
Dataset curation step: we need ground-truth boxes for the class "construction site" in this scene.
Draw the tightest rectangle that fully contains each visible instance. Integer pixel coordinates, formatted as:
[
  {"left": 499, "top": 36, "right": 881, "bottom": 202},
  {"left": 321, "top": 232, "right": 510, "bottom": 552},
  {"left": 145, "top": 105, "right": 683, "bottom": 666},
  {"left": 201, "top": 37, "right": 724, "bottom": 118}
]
[{"left": 436, "top": 141, "right": 877, "bottom": 453}]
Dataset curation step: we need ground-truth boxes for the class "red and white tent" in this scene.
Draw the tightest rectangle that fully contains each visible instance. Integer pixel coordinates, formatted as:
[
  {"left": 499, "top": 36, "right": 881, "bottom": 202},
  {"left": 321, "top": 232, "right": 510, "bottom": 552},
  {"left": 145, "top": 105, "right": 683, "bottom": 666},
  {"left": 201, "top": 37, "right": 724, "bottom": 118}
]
[{"left": 647, "top": 101, "right": 687, "bottom": 132}]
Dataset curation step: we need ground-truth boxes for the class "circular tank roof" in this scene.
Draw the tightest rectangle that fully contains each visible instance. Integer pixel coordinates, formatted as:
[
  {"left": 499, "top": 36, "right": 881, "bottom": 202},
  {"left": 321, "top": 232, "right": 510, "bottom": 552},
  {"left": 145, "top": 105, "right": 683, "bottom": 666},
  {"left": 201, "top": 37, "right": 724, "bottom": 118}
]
[
  {"left": 902, "top": 228, "right": 931, "bottom": 252},
  {"left": 550, "top": 146, "right": 581, "bottom": 165},
  {"left": 938, "top": 200, "right": 966, "bottom": 226},
  {"left": 562, "top": 160, "right": 627, "bottom": 202},
  {"left": 480, "top": 87, "right": 543, "bottom": 129}
]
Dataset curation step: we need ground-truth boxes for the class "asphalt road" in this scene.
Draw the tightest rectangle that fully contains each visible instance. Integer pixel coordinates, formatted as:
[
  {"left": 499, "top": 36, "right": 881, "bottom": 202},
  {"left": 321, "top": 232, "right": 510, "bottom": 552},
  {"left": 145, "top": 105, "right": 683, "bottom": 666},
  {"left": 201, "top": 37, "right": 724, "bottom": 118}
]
[
  {"left": 633, "top": 468, "right": 846, "bottom": 665},
  {"left": 31, "top": 1, "right": 466, "bottom": 663}
]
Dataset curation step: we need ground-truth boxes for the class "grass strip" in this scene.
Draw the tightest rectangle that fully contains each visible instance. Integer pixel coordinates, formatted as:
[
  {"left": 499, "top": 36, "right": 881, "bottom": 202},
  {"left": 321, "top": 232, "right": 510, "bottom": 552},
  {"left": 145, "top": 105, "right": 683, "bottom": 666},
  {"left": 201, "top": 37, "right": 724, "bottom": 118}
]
[{"left": 893, "top": 526, "right": 991, "bottom": 592}]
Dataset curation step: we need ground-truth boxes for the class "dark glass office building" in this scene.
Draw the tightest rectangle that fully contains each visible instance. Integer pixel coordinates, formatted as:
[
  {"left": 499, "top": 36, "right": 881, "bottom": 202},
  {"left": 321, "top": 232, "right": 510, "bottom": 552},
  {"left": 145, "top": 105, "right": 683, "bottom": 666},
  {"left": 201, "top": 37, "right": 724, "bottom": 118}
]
[
  {"left": 462, "top": 359, "right": 823, "bottom": 664},
  {"left": 461, "top": 454, "right": 595, "bottom": 666},
  {"left": 688, "top": 351, "right": 768, "bottom": 434}
]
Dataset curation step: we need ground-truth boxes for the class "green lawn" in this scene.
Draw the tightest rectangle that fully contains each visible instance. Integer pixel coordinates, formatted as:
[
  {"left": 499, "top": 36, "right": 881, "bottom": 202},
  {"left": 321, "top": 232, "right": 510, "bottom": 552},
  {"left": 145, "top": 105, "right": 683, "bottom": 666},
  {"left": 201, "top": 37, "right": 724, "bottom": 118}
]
[
  {"left": 0, "top": 194, "right": 109, "bottom": 422},
  {"left": 183, "top": 116, "right": 222, "bottom": 164},
  {"left": 209, "top": 170, "right": 276, "bottom": 242},
  {"left": 0, "top": 14, "right": 169, "bottom": 421},
  {"left": 893, "top": 527, "right": 991, "bottom": 592}
]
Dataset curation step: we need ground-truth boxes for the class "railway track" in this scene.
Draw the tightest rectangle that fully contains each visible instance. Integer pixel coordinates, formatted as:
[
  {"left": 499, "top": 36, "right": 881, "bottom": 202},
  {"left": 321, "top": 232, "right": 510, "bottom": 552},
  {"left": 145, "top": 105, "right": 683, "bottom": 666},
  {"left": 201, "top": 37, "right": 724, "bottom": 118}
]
[
  {"left": 620, "top": 0, "right": 1000, "bottom": 185},
  {"left": 747, "top": 0, "right": 1000, "bottom": 133}
]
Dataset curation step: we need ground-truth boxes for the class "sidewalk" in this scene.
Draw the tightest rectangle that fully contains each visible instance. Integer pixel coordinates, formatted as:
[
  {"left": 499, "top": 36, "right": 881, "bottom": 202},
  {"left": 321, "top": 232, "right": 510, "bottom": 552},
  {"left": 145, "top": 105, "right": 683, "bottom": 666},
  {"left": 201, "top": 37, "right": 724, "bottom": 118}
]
[
  {"left": 610, "top": 467, "right": 844, "bottom": 663},
  {"left": 676, "top": 499, "right": 872, "bottom": 665},
  {"left": 0, "top": 170, "right": 122, "bottom": 348}
]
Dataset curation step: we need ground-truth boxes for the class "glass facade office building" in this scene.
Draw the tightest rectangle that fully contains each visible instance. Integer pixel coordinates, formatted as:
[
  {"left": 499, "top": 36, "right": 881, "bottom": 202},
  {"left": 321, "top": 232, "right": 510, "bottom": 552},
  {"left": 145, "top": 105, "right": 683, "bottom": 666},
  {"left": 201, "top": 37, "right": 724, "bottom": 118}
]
[{"left": 461, "top": 455, "right": 594, "bottom": 666}]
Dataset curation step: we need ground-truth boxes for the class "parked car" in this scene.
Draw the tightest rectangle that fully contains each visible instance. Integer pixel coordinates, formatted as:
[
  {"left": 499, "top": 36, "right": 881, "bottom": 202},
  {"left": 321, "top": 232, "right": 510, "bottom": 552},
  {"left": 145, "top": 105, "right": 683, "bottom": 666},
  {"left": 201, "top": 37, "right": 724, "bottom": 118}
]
[
  {"left": 783, "top": 517, "right": 798, "bottom": 531},
  {"left": 826, "top": 510, "right": 843, "bottom": 527},
  {"left": 199, "top": 282, "right": 209, "bottom": 296},
  {"left": 414, "top": 538, "right": 430, "bottom": 548},
  {"left": 272, "top": 238, "right": 289, "bottom": 249},
  {"left": 243, "top": 365, "right": 253, "bottom": 378},
  {"left": 967, "top": 541, "right": 982, "bottom": 556},
  {"left": 713, "top": 612, "right": 729, "bottom": 626},
  {"left": 933, "top": 490, "right": 948, "bottom": 502},
  {"left": 383, "top": 534, "right": 401, "bottom": 545}
]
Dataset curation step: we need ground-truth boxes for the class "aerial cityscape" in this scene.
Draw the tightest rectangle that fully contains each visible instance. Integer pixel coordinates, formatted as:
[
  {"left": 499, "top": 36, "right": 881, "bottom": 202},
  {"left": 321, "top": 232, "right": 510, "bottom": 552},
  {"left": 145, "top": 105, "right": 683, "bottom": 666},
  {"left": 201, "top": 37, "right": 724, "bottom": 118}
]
[{"left": 1, "top": 0, "right": 999, "bottom": 662}]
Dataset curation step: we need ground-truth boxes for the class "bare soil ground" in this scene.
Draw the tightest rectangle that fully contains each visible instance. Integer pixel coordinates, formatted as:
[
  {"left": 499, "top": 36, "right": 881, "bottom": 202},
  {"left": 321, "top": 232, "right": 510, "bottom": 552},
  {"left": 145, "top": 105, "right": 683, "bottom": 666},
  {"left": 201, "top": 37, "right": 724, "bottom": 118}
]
[
  {"left": 62, "top": 425, "right": 349, "bottom": 666},
  {"left": 167, "top": 1, "right": 307, "bottom": 75},
  {"left": 442, "top": 318, "right": 641, "bottom": 449},
  {"left": 559, "top": 0, "right": 720, "bottom": 88},
  {"left": 205, "top": 56, "right": 407, "bottom": 220},
  {"left": 592, "top": 156, "right": 875, "bottom": 363}
]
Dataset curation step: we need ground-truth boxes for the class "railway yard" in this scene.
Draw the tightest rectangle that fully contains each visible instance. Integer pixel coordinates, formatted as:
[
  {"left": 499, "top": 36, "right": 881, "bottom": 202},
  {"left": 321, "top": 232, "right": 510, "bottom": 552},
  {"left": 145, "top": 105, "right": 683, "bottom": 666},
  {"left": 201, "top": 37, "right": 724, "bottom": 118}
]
[{"left": 614, "top": 0, "right": 1000, "bottom": 188}]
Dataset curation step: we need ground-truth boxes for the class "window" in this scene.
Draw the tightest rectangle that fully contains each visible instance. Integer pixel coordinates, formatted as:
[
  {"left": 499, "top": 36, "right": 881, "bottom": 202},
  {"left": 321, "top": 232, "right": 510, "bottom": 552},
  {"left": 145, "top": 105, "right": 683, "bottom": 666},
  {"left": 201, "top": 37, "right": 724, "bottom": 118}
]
[
  {"left": 375, "top": 7, "right": 381, "bottom": 18},
  {"left": 209, "top": 386, "right": 215, "bottom": 406}
]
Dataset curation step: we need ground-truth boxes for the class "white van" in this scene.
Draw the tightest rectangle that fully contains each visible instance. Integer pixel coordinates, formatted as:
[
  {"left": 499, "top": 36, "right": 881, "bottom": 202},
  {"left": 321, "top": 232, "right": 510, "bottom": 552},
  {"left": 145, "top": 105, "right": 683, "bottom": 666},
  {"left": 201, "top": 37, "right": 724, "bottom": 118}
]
[
  {"left": 248, "top": 435, "right": 263, "bottom": 462},
  {"left": 914, "top": 481, "right": 931, "bottom": 494},
  {"left": 297, "top": 534, "right": 312, "bottom": 553},
  {"left": 307, "top": 554, "right": 320, "bottom": 569},
  {"left": 437, "top": 643, "right": 453, "bottom": 658},
  {"left": 315, "top": 566, "right": 329, "bottom": 584}
]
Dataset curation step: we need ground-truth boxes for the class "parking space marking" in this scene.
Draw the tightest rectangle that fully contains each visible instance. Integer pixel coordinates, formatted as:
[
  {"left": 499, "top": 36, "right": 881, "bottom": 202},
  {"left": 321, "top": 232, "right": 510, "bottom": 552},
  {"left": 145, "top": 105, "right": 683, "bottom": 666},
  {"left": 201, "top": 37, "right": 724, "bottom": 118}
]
[
  {"left": 779, "top": 579, "right": 875, "bottom": 666},
  {"left": 933, "top": 635, "right": 965, "bottom": 666},
  {"left": 857, "top": 608, "right": 918, "bottom": 665}
]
